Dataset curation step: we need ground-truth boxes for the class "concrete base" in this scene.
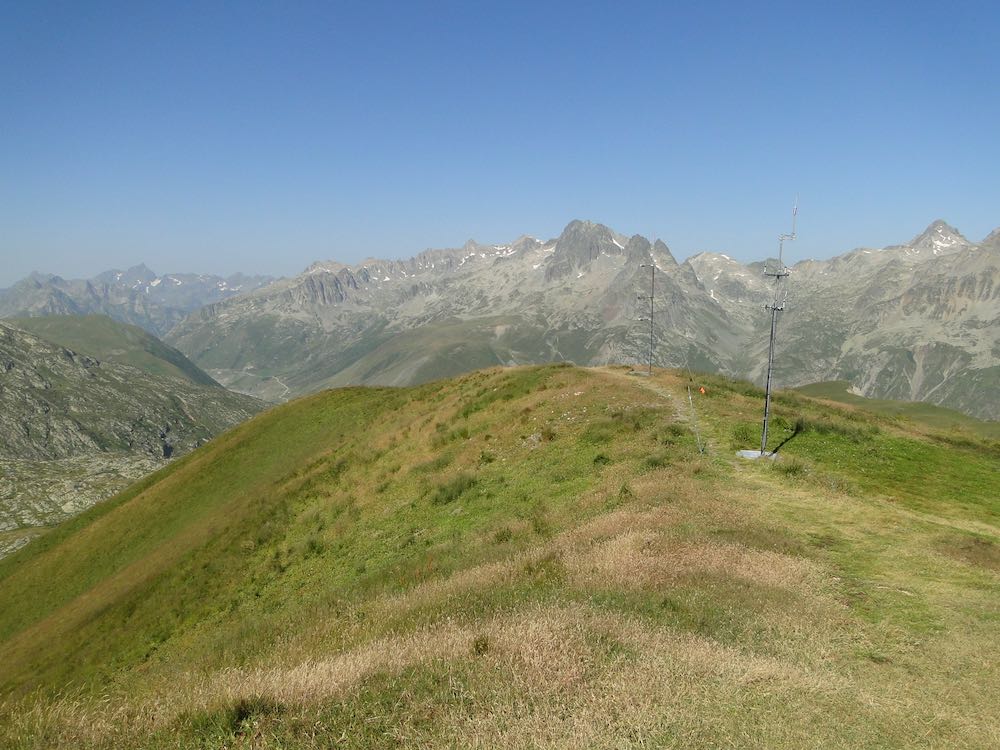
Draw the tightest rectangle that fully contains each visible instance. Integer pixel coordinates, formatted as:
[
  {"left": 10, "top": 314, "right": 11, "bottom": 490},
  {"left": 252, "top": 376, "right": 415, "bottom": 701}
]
[{"left": 736, "top": 450, "right": 778, "bottom": 461}]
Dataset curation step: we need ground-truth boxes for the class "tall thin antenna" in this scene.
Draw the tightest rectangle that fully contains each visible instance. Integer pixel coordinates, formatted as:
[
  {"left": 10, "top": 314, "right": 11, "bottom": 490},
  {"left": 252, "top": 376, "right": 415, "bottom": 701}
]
[
  {"left": 639, "top": 263, "right": 656, "bottom": 375},
  {"left": 759, "top": 199, "right": 797, "bottom": 455}
]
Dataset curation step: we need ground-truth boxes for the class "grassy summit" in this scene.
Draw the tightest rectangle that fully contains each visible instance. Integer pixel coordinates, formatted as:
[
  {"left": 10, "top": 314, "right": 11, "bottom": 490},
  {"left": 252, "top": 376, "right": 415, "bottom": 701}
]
[{"left": 0, "top": 365, "right": 997, "bottom": 748}]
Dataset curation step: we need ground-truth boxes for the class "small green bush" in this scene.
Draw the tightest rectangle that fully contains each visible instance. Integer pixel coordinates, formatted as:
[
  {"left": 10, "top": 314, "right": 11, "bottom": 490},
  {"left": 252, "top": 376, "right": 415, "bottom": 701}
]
[
  {"left": 730, "top": 422, "right": 757, "bottom": 449},
  {"left": 430, "top": 474, "right": 478, "bottom": 505},
  {"left": 775, "top": 458, "right": 806, "bottom": 476}
]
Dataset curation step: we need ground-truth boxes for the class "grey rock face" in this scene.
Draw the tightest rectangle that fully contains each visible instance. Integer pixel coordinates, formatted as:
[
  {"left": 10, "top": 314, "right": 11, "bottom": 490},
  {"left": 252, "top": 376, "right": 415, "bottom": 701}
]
[
  {"left": 0, "top": 323, "right": 262, "bottom": 461},
  {"left": 0, "top": 321, "right": 265, "bottom": 557}
]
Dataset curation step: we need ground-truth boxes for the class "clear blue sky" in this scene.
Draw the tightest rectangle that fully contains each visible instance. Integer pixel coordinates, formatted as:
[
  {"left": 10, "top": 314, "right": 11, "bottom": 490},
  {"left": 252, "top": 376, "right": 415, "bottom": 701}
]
[{"left": 2, "top": 1, "right": 997, "bottom": 285}]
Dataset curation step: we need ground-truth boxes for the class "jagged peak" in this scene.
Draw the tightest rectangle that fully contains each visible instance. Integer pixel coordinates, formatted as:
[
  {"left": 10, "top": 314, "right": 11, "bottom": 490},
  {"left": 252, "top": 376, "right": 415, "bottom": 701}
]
[
  {"left": 552, "top": 219, "right": 627, "bottom": 255},
  {"left": 650, "top": 239, "right": 677, "bottom": 266},
  {"left": 124, "top": 263, "right": 157, "bottom": 281},
  {"left": 303, "top": 260, "right": 347, "bottom": 275},
  {"left": 909, "top": 219, "right": 968, "bottom": 250},
  {"left": 23, "top": 271, "right": 63, "bottom": 285},
  {"left": 624, "top": 235, "right": 652, "bottom": 263},
  {"left": 980, "top": 227, "right": 1000, "bottom": 249}
]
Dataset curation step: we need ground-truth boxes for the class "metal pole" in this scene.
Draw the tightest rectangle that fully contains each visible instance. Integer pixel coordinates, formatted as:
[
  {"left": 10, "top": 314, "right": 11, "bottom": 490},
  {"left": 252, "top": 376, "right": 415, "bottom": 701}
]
[
  {"left": 759, "top": 200, "right": 797, "bottom": 456},
  {"left": 761, "top": 305, "right": 778, "bottom": 453},
  {"left": 648, "top": 264, "right": 654, "bottom": 375},
  {"left": 639, "top": 263, "right": 656, "bottom": 376}
]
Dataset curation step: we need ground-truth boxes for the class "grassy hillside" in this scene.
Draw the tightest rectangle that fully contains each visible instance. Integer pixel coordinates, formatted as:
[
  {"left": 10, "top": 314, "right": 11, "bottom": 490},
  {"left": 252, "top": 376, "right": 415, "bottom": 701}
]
[
  {"left": 0, "top": 365, "right": 997, "bottom": 748},
  {"left": 797, "top": 380, "right": 1000, "bottom": 439},
  {"left": 9, "top": 314, "right": 220, "bottom": 386}
]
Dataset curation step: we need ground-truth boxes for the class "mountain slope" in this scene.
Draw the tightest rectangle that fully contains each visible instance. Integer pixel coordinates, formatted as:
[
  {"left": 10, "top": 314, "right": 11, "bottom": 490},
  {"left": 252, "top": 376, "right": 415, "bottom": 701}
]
[
  {"left": 8, "top": 315, "right": 219, "bottom": 386},
  {"left": 0, "top": 365, "right": 996, "bottom": 748},
  {"left": 704, "top": 221, "right": 1000, "bottom": 419},
  {"left": 0, "top": 322, "right": 264, "bottom": 557}
]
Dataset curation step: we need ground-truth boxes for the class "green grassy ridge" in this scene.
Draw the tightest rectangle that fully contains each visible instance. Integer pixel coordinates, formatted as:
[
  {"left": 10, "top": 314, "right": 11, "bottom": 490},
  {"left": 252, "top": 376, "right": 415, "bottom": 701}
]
[
  {"left": 0, "top": 365, "right": 997, "bottom": 748},
  {"left": 8, "top": 314, "right": 219, "bottom": 386},
  {"left": 795, "top": 380, "right": 1000, "bottom": 439}
]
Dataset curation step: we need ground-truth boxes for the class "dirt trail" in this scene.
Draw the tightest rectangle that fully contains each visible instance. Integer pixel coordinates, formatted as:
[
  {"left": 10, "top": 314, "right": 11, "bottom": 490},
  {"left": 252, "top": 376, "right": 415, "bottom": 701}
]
[{"left": 601, "top": 368, "right": 708, "bottom": 453}]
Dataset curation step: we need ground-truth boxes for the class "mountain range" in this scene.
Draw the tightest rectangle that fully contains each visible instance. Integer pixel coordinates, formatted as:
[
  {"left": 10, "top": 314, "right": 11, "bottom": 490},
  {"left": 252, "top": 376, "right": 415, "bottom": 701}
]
[
  {"left": 161, "top": 219, "right": 1000, "bottom": 419},
  {"left": 0, "top": 265, "right": 273, "bottom": 337},
  {"left": 3, "top": 219, "right": 996, "bottom": 420}
]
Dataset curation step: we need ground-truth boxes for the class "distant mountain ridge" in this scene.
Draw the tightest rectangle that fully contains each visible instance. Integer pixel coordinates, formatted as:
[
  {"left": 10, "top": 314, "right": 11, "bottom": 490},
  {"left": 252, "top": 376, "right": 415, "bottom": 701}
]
[
  {"left": 163, "top": 218, "right": 1000, "bottom": 420},
  {"left": 0, "top": 264, "right": 273, "bottom": 337}
]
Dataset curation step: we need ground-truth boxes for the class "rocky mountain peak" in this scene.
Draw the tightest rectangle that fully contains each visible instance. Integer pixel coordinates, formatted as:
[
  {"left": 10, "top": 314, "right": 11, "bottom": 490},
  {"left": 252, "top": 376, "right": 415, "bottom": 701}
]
[
  {"left": 303, "top": 260, "right": 347, "bottom": 276},
  {"left": 542, "top": 220, "right": 623, "bottom": 282},
  {"left": 624, "top": 235, "right": 652, "bottom": 264},
  {"left": 908, "top": 220, "right": 969, "bottom": 255},
  {"left": 981, "top": 227, "right": 1000, "bottom": 250},
  {"left": 510, "top": 235, "right": 543, "bottom": 253},
  {"left": 652, "top": 239, "right": 678, "bottom": 267},
  {"left": 547, "top": 220, "right": 626, "bottom": 272},
  {"left": 124, "top": 264, "right": 158, "bottom": 283}
]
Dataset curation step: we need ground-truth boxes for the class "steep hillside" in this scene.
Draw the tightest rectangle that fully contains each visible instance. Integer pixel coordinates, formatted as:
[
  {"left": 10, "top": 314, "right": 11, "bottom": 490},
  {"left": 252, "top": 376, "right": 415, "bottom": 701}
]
[
  {"left": 0, "top": 365, "right": 996, "bottom": 748},
  {"left": 0, "top": 322, "right": 263, "bottom": 557},
  {"left": 0, "top": 265, "right": 273, "bottom": 337},
  {"left": 8, "top": 315, "right": 219, "bottom": 386}
]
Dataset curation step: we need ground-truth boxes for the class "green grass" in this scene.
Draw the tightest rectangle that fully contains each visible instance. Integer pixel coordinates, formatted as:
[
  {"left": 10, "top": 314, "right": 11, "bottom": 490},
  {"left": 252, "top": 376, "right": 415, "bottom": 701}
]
[
  {"left": 9, "top": 315, "right": 220, "bottom": 386},
  {"left": 796, "top": 380, "right": 1000, "bottom": 439},
  {"left": 0, "top": 365, "right": 997, "bottom": 748}
]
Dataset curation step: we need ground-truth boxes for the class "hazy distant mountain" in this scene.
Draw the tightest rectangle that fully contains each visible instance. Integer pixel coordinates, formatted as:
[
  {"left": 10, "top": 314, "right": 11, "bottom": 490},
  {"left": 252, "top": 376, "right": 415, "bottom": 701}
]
[
  {"left": 0, "top": 264, "right": 273, "bottom": 337},
  {"left": 166, "top": 218, "right": 1000, "bottom": 420}
]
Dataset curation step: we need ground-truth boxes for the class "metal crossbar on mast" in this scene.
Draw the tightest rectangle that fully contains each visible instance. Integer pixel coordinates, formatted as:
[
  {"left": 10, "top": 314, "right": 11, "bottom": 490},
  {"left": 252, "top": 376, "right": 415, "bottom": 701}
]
[{"left": 760, "top": 200, "right": 797, "bottom": 455}]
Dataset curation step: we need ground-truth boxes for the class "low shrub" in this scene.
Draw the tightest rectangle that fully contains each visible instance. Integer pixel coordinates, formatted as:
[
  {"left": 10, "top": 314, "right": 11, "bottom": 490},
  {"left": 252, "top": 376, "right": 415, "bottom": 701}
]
[{"left": 430, "top": 473, "right": 478, "bottom": 505}]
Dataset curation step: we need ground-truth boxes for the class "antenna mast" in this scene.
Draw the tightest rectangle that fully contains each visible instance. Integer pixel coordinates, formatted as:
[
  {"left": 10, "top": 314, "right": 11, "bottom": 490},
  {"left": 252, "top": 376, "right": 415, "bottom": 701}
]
[
  {"left": 760, "top": 199, "right": 797, "bottom": 455},
  {"left": 639, "top": 263, "right": 656, "bottom": 375}
]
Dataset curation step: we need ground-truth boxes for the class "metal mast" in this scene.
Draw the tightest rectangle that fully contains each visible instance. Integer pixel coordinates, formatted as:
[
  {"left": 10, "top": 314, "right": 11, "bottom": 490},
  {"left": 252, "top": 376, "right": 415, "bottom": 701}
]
[
  {"left": 760, "top": 200, "right": 797, "bottom": 455},
  {"left": 639, "top": 263, "right": 656, "bottom": 375}
]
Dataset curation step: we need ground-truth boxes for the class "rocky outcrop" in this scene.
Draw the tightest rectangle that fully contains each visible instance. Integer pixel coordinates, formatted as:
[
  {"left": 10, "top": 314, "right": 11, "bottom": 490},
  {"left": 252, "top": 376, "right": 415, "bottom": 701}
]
[{"left": 0, "top": 323, "right": 262, "bottom": 461}]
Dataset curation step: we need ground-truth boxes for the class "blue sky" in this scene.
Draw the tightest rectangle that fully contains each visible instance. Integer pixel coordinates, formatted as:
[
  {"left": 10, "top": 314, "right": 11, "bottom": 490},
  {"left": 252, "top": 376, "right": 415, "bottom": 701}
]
[{"left": 2, "top": 1, "right": 997, "bottom": 285}]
